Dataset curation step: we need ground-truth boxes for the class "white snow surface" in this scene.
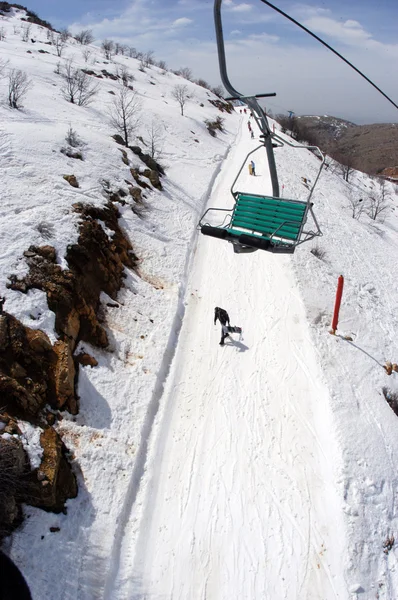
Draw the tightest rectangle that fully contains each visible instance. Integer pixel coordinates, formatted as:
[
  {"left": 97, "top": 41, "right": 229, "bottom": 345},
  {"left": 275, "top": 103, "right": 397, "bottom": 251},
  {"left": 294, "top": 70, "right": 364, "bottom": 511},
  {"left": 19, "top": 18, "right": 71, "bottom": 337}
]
[
  {"left": 17, "top": 421, "right": 44, "bottom": 470},
  {"left": 1, "top": 8, "right": 398, "bottom": 600}
]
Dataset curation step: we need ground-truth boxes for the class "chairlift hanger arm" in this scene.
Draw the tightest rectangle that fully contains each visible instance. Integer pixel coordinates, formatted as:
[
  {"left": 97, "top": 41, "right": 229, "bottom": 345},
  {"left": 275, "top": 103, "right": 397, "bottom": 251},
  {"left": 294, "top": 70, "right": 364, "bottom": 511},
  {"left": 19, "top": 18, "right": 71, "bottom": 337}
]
[
  {"left": 225, "top": 93, "right": 277, "bottom": 101},
  {"left": 214, "top": 0, "right": 280, "bottom": 197}
]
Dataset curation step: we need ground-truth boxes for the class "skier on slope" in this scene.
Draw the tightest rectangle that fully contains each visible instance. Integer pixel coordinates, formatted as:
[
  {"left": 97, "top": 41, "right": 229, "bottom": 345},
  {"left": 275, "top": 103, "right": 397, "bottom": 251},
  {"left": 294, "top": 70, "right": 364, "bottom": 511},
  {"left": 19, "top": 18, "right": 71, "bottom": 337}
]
[{"left": 214, "top": 307, "right": 230, "bottom": 346}]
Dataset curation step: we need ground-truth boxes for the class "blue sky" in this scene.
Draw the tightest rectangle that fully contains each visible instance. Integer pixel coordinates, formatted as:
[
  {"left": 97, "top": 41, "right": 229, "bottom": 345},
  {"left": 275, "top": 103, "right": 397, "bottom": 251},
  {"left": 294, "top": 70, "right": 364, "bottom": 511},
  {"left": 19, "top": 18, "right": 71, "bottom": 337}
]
[{"left": 24, "top": 0, "right": 398, "bottom": 123}]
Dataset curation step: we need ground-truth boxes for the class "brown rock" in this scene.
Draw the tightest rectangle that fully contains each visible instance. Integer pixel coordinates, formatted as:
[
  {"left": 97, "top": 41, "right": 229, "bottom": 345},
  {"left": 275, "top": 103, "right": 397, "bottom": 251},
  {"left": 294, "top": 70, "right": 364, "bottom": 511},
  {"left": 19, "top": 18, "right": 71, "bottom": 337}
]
[
  {"left": 52, "top": 341, "right": 76, "bottom": 409},
  {"left": 119, "top": 149, "right": 129, "bottom": 165},
  {"left": 10, "top": 362, "right": 27, "bottom": 379},
  {"left": 1, "top": 415, "right": 21, "bottom": 436},
  {"left": 28, "top": 427, "right": 77, "bottom": 512},
  {"left": 112, "top": 134, "right": 125, "bottom": 145},
  {"left": 129, "top": 187, "right": 143, "bottom": 203},
  {"left": 0, "top": 437, "right": 29, "bottom": 537},
  {"left": 63, "top": 175, "right": 79, "bottom": 188},
  {"left": 46, "top": 412, "right": 56, "bottom": 426},
  {"left": 28, "top": 245, "right": 56, "bottom": 263},
  {"left": 26, "top": 329, "right": 52, "bottom": 354},
  {"left": 61, "top": 308, "right": 80, "bottom": 350},
  {"left": 0, "top": 375, "right": 44, "bottom": 417},
  {"left": 142, "top": 169, "right": 162, "bottom": 190},
  {"left": 0, "top": 315, "right": 9, "bottom": 351},
  {"left": 76, "top": 353, "right": 98, "bottom": 368}
]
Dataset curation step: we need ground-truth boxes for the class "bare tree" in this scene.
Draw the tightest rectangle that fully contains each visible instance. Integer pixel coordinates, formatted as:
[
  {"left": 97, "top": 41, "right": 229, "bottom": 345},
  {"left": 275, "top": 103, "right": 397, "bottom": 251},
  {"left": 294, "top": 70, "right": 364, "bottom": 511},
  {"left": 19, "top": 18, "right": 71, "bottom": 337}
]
[
  {"left": 101, "top": 39, "right": 115, "bottom": 60},
  {"left": 275, "top": 113, "right": 298, "bottom": 137},
  {"left": 368, "top": 179, "right": 390, "bottom": 221},
  {"left": 328, "top": 147, "right": 355, "bottom": 182},
  {"left": 144, "top": 50, "right": 155, "bottom": 67},
  {"left": 196, "top": 78, "right": 210, "bottom": 89},
  {"left": 115, "top": 43, "right": 128, "bottom": 56},
  {"left": 172, "top": 84, "right": 190, "bottom": 116},
  {"left": 211, "top": 85, "right": 225, "bottom": 97},
  {"left": 145, "top": 120, "right": 165, "bottom": 160},
  {"left": 65, "top": 125, "right": 83, "bottom": 148},
  {"left": 0, "top": 27, "right": 6, "bottom": 41},
  {"left": 60, "top": 60, "right": 99, "bottom": 106},
  {"left": 128, "top": 46, "right": 138, "bottom": 58},
  {"left": 157, "top": 60, "right": 167, "bottom": 71},
  {"left": 54, "top": 35, "right": 65, "bottom": 57},
  {"left": 116, "top": 65, "right": 134, "bottom": 88},
  {"left": 75, "top": 29, "right": 94, "bottom": 45},
  {"left": 0, "top": 58, "right": 8, "bottom": 77},
  {"left": 178, "top": 66, "right": 192, "bottom": 81},
  {"left": 109, "top": 87, "right": 142, "bottom": 147},
  {"left": 338, "top": 157, "right": 354, "bottom": 182},
  {"left": 82, "top": 48, "right": 92, "bottom": 63},
  {"left": 8, "top": 69, "right": 31, "bottom": 108},
  {"left": 348, "top": 193, "right": 365, "bottom": 220},
  {"left": 21, "top": 23, "right": 32, "bottom": 42},
  {"left": 139, "top": 55, "right": 146, "bottom": 72},
  {"left": 60, "top": 28, "right": 71, "bottom": 43}
]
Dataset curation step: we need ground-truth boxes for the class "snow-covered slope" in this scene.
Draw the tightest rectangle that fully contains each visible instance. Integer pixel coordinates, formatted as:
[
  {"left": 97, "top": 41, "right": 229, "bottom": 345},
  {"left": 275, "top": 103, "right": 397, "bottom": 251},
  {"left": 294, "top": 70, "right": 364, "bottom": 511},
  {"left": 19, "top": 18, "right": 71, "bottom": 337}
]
[{"left": 1, "top": 6, "right": 398, "bottom": 600}]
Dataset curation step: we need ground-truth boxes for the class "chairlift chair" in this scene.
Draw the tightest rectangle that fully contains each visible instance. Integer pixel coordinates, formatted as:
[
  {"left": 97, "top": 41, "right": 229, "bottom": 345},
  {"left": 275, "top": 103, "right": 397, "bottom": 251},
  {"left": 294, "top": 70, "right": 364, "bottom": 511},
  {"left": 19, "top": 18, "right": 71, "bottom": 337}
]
[{"left": 198, "top": 0, "right": 324, "bottom": 254}]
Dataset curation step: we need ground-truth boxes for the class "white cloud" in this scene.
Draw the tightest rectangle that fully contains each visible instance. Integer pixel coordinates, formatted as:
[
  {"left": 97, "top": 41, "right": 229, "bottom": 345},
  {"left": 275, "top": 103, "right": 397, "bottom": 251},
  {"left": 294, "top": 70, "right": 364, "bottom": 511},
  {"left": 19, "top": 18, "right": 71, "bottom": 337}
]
[
  {"left": 248, "top": 32, "right": 279, "bottom": 43},
  {"left": 224, "top": 1, "right": 252, "bottom": 12},
  {"left": 230, "top": 29, "right": 242, "bottom": 36},
  {"left": 231, "top": 3, "right": 252, "bottom": 12},
  {"left": 172, "top": 17, "right": 193, "bottom": 27},
  {"left": 303, "top": 16, "right": 372, "bottom": 44}
]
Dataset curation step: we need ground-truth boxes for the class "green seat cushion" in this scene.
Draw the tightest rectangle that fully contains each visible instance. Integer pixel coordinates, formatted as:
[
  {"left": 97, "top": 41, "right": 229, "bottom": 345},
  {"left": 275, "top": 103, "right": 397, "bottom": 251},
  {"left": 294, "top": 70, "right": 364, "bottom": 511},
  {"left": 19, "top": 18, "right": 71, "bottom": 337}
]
[{"left": 230, "top": 193, "right": 307, "bottom": 242}]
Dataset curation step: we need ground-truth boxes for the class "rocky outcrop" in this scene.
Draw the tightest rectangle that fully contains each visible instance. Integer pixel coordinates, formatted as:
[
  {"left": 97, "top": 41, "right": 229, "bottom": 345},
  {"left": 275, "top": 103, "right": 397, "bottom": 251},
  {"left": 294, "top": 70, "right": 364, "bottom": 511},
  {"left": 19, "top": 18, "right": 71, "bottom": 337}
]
[
  {"left": 129, "top": 145, "right": 165, "bottom": 175},
  {"left": 8, "top": 203, "right": 138, "bottom": 353},
  {"left": 0, "top": 313, "right": 59, "bottom": 418},
  {"left": 1, "top": 200, "right": 137, "bottom": 537},
  {"left": 28, "top": 428, "right": 77, "bottom": 513}
]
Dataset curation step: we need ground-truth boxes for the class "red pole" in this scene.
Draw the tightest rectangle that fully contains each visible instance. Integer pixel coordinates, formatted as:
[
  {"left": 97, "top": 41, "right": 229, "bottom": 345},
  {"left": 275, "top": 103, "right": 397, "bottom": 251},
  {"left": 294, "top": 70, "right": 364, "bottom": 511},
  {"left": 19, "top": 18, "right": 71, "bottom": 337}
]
[{"left": 331, "top": 275, "right": 344, "bottom": 334}]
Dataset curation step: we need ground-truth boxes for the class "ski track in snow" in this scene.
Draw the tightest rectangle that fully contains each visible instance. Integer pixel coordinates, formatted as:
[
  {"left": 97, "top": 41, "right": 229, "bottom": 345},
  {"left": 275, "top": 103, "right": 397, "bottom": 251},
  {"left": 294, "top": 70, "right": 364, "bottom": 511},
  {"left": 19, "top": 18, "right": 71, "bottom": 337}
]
[{"left": 106, "top": 125, "right": 348, "bottom": 600}]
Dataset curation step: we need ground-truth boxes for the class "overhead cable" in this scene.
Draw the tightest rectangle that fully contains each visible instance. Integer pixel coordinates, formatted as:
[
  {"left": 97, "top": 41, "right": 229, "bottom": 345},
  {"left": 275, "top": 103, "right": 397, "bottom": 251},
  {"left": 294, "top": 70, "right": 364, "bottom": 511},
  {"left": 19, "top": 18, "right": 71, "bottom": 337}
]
[{"left": 259, "top": 0, "right": 398, "bottom": 111}]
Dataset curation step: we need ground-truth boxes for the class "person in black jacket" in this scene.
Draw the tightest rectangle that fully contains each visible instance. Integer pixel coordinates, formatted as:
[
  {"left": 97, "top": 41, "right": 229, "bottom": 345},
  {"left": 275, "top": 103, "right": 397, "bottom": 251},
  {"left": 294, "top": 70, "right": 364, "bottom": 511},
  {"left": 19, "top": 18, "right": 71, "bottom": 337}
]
[{"left": 214, "top": 307, "right": 230, "bottom": 346}]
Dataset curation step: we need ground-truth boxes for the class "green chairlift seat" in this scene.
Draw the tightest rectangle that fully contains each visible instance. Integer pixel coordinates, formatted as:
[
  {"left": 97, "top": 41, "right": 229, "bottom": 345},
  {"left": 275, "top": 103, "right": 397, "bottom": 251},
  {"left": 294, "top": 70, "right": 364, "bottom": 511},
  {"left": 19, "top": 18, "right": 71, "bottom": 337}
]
[{"left": 200, "top": 187, "right": 320, "bottom": 253}]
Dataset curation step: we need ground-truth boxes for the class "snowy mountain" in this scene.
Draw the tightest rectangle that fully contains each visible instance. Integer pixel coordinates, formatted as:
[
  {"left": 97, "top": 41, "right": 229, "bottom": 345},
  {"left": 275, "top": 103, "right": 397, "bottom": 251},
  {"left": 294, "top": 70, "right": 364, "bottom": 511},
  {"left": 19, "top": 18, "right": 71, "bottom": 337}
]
[{"left": 1, "top": 5, "right": 398, "bottom": 600}]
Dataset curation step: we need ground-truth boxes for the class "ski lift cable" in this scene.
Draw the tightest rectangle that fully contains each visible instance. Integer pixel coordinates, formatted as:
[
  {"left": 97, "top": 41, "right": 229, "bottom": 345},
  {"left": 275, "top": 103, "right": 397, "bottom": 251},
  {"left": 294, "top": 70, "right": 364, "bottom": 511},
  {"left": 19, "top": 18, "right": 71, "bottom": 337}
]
[{"left": 259, "top": 0, "right": 398, "bottom": 112}]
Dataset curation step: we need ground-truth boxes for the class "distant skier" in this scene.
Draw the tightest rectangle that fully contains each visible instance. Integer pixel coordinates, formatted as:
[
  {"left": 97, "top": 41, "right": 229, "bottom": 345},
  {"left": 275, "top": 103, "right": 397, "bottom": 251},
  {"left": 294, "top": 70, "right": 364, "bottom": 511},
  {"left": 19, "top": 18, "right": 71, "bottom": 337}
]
[
  {"left": 214, "top": 307, "right": 230, "bottom": 346},
  {"left": 248, "top": 121, "right": 252, "bottom": 132},
  {"left": 251, "top": 129, "right": 254, "bottom": 139},
  {"left": 250, "top": 160, "right": 256, "bottom": 176}
]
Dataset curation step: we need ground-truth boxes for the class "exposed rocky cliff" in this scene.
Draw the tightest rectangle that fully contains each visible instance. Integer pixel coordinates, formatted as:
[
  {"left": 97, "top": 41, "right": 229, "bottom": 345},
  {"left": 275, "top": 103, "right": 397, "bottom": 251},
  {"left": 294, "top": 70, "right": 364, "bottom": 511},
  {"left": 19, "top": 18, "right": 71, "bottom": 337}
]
[{"left": 0, "top": 201, "right": 138, "bottom": 537}]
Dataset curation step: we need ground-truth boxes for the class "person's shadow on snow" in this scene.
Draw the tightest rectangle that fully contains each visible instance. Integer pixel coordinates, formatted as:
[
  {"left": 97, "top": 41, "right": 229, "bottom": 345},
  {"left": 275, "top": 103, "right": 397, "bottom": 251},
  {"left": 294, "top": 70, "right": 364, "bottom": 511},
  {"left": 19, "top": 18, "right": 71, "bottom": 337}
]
[{"left": 225, "top": 338, "right": 249, "bottom": 352}]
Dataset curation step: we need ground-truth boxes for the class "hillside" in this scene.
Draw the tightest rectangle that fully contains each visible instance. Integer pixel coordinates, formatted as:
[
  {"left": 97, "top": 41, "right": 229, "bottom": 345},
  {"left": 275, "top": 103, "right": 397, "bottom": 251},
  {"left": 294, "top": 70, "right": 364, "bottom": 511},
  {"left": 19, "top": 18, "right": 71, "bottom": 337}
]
[
  {"left": 297, "top": 115, "right": 398, "bottom": 175},
  {"left": 2, "top": 5, "right": 398, "bottom": 600}
]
